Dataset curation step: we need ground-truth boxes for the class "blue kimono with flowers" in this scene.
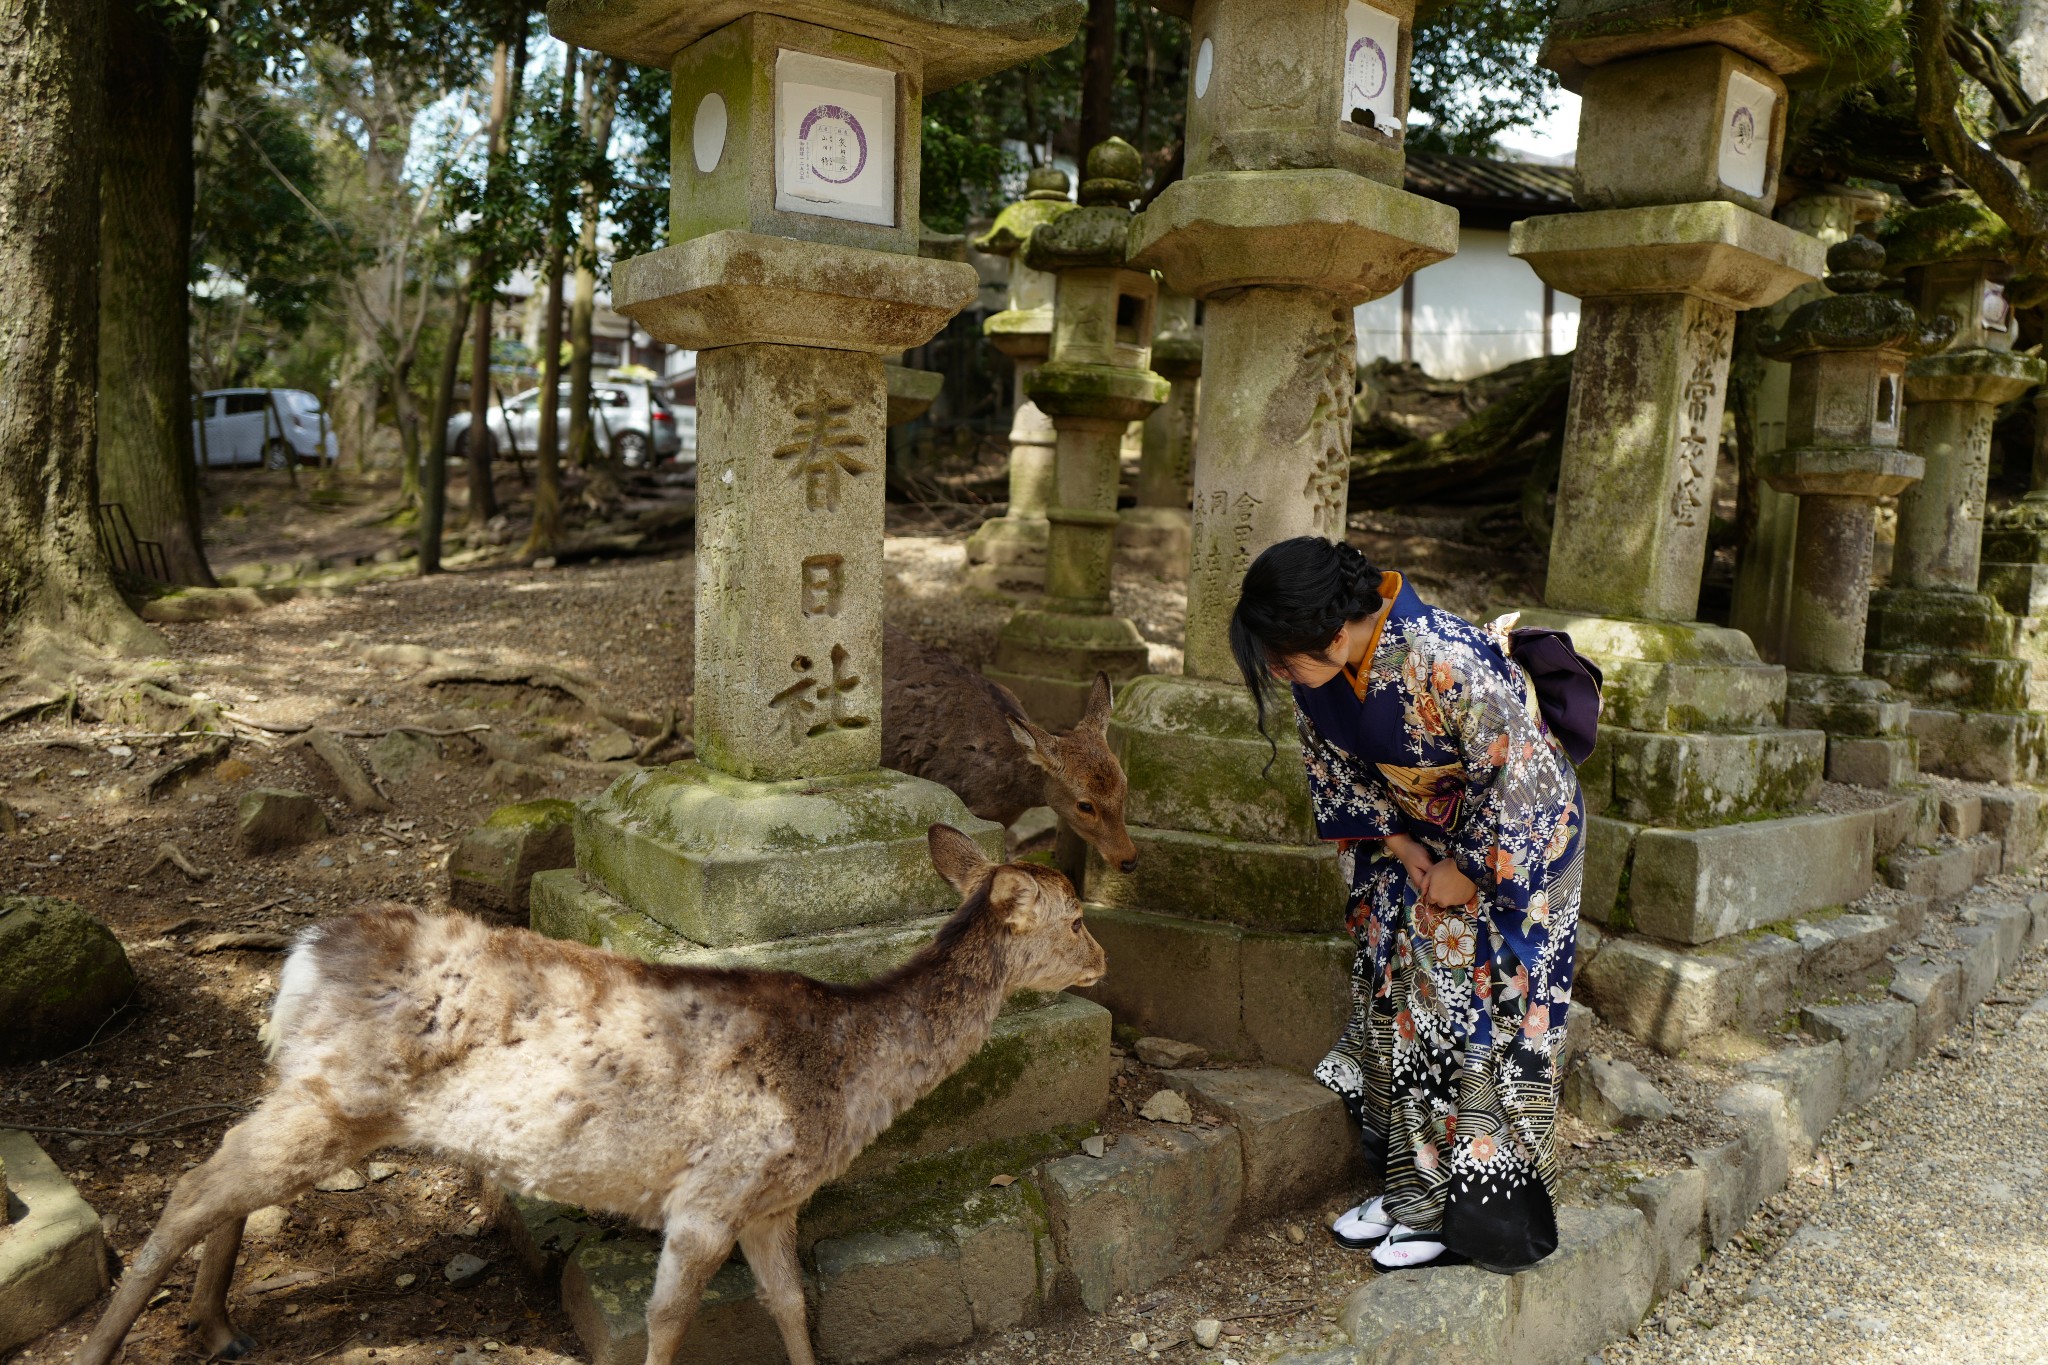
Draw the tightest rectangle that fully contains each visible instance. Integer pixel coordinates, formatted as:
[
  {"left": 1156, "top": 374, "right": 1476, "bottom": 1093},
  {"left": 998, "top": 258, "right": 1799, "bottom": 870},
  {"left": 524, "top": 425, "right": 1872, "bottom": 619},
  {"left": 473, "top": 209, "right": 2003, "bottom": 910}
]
[{"left": 1293, "top": 573, "right": 1584, "bottom": 1270}]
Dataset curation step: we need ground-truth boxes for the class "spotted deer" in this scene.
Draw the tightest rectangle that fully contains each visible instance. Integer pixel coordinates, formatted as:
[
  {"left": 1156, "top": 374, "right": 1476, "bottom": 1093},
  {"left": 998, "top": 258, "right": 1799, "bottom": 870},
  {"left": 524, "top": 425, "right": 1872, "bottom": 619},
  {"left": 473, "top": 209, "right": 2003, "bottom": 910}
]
[
  {"left": 883, "top": 623, "right": 1139, "bottom": 872},
  {"left": 71, "top": 827, "right": 1107, "bottom": 1365}
]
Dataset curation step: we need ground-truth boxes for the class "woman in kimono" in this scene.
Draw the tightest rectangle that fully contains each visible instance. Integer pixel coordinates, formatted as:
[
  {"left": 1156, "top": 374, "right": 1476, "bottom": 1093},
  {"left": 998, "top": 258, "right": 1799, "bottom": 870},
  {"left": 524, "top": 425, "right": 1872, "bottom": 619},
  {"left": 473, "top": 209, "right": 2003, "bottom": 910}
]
[{"left": 1228, "top": 537, "right": 1584, "bottom": 1272}]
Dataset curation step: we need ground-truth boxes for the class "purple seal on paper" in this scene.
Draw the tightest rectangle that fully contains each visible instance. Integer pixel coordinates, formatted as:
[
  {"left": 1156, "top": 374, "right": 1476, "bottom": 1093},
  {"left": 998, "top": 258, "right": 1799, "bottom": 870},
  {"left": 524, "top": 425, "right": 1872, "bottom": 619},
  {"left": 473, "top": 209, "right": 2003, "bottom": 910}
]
[
  {"left": 1728, "top": 106, "right": 1756, "bottom": 154},
  {"left": 798, "top": 103, "right": 869, "bottom": 185},
  {"left": 1347, "top": 36, "right": 1388, "bottom": 102}
]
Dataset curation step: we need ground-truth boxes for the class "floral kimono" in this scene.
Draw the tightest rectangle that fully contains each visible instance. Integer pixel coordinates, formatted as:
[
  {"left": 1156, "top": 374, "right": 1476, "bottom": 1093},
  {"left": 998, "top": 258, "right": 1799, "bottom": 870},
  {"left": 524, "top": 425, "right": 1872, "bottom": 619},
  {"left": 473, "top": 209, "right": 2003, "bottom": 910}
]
[{"left": 1293, "top": 572, "right": 1584, "bottom": 1270}]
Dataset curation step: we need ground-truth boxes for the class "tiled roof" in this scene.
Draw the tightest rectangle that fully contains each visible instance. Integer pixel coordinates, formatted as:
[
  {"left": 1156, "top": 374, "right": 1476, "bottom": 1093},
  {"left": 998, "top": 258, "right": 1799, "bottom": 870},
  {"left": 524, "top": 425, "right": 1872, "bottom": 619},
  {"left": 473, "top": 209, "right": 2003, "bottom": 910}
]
[{"left": 1403, "top": 151, "right": 1577, "bottom": 218}]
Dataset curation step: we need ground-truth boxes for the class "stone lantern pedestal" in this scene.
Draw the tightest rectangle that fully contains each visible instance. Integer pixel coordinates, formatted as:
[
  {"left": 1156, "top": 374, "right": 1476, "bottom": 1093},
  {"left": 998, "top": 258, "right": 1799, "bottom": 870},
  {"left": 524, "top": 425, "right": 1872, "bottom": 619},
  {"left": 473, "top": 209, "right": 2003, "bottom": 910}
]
[
  {"left": 1979, "top": 391, "right": 2048, "bottom": 710},
  {"left": 964, "top": 169, "right": 1075, "bottom": 595},
  {"left": 1863, "top": 196, "right": 2048, "bottom": 781},
  {"left": 527, "top": 0, "right": 1106, "bottom": 1231},
  {"left": 1115, "top": 286, "right": 1201, "bottom": 574},
  {"left": 1754, "top": 235, "right": 1949, "bottom": 789},
  {"left": 987, "top": 140, "right": 1170, "bottom": 730},
  {"left": 1070, "top": 0, "right": 1459, "bottom": 1067}
]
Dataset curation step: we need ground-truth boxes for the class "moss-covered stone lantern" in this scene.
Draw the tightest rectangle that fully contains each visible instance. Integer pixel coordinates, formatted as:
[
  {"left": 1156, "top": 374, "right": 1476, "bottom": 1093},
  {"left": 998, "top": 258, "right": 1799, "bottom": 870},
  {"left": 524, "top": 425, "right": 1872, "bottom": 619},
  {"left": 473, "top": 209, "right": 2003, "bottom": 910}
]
[
  {"left": 987, "top": 138, "right": 1170, "bottom": 729},
  {"left": 964, "top": 166, "right": 1077, "bottom": 594},
  {"left": 1863, "top": 193, "right": 2048, "bottom": 780},
  {"left": 1117, "top": 286, "right": 1201, "bottom": 572},
  {"left": 1756, "top": 235, "right": 1950, "bottom": 787}
]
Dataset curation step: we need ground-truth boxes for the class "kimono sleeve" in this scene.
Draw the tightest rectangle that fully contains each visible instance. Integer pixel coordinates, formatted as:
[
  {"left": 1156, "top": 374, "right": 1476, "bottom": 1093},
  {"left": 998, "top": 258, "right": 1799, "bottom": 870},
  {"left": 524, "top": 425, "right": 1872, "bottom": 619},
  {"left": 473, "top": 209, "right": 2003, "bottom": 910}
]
[
  {"left": 1415, "top": 636, "right": 1577, "bottom": 896},
  {"left": 1294, "top": 707, "right": 1404, "bottom": 842}
]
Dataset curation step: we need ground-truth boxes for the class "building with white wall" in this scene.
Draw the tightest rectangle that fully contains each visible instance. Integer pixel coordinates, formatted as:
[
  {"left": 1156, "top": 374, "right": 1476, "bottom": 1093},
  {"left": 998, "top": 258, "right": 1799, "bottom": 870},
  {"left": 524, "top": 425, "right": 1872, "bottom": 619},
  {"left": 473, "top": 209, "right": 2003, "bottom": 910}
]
[{"left": 1357, "top": 152, "right": 1582, "bottom": 380}]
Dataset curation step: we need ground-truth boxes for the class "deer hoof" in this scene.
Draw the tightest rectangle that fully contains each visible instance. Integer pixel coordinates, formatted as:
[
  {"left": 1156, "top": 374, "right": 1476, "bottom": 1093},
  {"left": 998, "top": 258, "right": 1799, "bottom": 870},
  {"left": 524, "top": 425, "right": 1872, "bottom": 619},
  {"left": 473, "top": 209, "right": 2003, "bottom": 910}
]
[{"left": 211, "top": 1331, "right": 258, "bottom": 1359}]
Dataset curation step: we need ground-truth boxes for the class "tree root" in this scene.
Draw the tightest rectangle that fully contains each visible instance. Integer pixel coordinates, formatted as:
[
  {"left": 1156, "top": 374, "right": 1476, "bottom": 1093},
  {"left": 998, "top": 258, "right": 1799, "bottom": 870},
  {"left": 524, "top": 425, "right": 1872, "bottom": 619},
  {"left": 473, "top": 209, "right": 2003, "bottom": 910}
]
[
  {"left": 190, "top": 930, "right": 292, "bottom": 953},
  {"left": 416, "top": 663, "right": 662, "bottom": 735},
  {"left": 128, "top": 733, "right": 232, "bottom": 800},
  {"left": 143, "top": 841, "right": 212, "bottom": 882},
  {"left": 289, "top": 728, "right": 392, "bottom": 812}
]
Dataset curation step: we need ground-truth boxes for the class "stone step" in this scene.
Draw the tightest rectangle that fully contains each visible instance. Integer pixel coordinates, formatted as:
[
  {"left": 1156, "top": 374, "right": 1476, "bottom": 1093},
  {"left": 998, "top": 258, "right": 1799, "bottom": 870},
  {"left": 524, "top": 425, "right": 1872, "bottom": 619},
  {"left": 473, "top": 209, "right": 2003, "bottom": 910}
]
[
  {"left": 1514, "top": 609, "right": 1785, "bottom": 733},
  {"left": 531, "top": 870, "right": 1112, "bottom": 1182},
  {"left": 1979, "top": 560, "right": 2048, "bottom": 617},
  {"left": 1866, "top": 587, "right": 2019, "bottom": 656},
  {"left": 1085, "top": 824, "right": 1346, "bottom": 934},
  {"left": 525, "top": 1067, "right": 1357, "bottom": 1365},
  {"left": 1866, "top": 649, "right": 2031, "bottom": 712},
  {"left": 1106, "top": 673, "right": 1314, "bottom": 844},
  {"left": 1979, "top": 525, "right": 2048, "bottom": 566},
  {"left": 1070, "top": 904, "right": 1352, "bottom": 1072},
  {"left": 1880, "top": 836, "right": 1999, "bottom": 903},
  {"left": 1907, "top": 706, "right": 2048, "bottom": 784},
  {"left": 0, "top": 1129, "right": 110, "bottom": 1354},
  {"left": 1825, "top": 734, "right": 1916, "bottom": 789},
  {"left": 1589, "top": 724, "right": 1824, "bottom": 827}
]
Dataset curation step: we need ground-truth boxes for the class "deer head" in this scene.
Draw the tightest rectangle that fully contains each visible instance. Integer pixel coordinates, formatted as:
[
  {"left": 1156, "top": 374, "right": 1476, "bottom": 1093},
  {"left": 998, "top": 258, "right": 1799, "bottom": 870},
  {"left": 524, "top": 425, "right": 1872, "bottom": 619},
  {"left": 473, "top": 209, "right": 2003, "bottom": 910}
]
[
  {"left": 990, "top": 674, "right": 1139, "bottom": 874},
  {"left": 928, "top": 825, "right": 1106, "bottom": 993}
]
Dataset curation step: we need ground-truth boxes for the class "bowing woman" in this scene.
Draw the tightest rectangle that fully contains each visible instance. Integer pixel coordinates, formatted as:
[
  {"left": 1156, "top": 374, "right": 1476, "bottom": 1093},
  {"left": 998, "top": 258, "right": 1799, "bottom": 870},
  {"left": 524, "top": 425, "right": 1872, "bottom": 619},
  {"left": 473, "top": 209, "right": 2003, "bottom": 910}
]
[{"left": 1228, "top": 536, "right": 1586, "bottom": 1272}]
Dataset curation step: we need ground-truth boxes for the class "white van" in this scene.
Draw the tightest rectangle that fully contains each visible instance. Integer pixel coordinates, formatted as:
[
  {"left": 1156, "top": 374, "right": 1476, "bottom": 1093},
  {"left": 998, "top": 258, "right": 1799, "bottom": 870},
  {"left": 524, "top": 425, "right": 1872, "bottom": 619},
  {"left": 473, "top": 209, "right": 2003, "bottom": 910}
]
[{"left": 193, "top": 389, "right": 337, "bottom": 467}]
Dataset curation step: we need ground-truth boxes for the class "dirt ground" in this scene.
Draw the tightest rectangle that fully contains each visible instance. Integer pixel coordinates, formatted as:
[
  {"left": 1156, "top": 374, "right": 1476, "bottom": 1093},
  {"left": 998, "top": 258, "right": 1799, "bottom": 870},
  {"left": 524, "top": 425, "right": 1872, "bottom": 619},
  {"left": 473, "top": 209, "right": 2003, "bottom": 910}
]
[{"left": 0, "top": 462, "right": 1847, "bottom": 1365}]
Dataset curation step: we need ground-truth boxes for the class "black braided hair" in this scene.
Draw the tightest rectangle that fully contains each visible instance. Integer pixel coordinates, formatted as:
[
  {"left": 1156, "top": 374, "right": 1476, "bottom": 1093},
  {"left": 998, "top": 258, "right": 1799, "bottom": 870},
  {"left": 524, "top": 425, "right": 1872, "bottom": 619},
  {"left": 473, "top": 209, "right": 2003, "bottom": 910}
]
[{"left": 1228, "top": 537, "right": 1385, "bottom": 774}]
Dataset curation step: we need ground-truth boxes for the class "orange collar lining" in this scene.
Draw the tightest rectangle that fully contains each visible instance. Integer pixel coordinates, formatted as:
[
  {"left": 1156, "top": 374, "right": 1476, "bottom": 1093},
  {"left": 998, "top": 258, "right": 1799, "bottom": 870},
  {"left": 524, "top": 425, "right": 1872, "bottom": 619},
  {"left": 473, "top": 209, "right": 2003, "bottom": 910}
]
[{"left": 1341, "top": 571, "right": 1403, "bottom": 701}]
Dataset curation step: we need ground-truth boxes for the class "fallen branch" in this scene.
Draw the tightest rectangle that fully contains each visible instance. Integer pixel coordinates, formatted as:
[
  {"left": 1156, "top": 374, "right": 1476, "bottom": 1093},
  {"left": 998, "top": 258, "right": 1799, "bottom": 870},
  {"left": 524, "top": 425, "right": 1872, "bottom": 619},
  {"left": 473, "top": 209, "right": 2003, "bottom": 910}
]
[
  {"left": 128, "top": 733, "right": 233, "bottom": 800},
  {"left": 290, "top": 728, "right": 392, "bottom": 812},
  {"left": 0, "top": 1101, "right": 251, "bottom": 1139},
  {"left": 143, "top": 841, "right": 212, "bottom": 883},
  {"left": 191, "top": 930, "right": 293, "bottom": 953}
]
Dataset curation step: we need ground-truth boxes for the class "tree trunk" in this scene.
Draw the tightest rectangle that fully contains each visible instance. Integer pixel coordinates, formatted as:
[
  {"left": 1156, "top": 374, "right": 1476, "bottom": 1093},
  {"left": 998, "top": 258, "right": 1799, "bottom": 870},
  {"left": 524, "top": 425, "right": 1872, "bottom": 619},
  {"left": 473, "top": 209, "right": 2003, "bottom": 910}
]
[
  {"left": 524, "top": 53, "right": 578, "bottom": 560},
  {"left": 422, "top": 286, "right": 471, "bottom": 574},
  {"left": 465, "top": 25, "right": 523, "bottom": 526},
  {"left": 0, "top": 0, "right": 157, "bottom": 656},
  {"left": 566, "top": 58, "right": 622, "bottom": 474},
  {"left": 1078, "top": 0, "right": 1118, "bottom": 156},
  {"left": 96, "top": 0, "right": 214, "bottom": 587}
]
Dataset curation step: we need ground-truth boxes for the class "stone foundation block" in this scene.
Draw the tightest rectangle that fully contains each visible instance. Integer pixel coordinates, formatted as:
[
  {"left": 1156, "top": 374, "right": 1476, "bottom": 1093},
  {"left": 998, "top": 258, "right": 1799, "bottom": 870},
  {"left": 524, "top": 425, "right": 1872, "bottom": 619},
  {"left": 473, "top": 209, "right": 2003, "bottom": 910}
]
[
  {"left": 1738, "top": 1043, "right": 1844, "bottom": 1157},
  {"left": 1800, "top": 1001, "right": 1915, "bottom": 1107},
  {"left": 1871, "top": 652, "right": 2030, "bottom": 712},
  {"left": 1505, "top": 1204, "right": 1656, "bottom": 1364},
  {"left": 1794, "top": 912, "right": 1898, "bottom": 981},
  {"left": 1962, "top": 902, "right": 2033, "bottom": 978},
  {"left": 1826, "top": 735, "right": 1916, "bottom": 789},
  {"left": 1951, "top": 928, "right": 2001, "bottom": 1014},
  {"left": 1866, "top": 588, "right": 2018, "bottom": 656},
  {"left": 0, "top": 1129, "right": 109, "bottom": 1353},
  {"left": 1087, "top": 824, "right": 1347, "bottom": 934},
  {"left": 1981, "top": 560, "right": 2048, "bottom": 616},
  {"left": 947, "top": 1185, "right": 1053, "bottom": 1334},
  {"left": 1626, "top": 1168, "right": 1706, "bottom": 1301},
  {"left": 498, "top": 1191, "right": 601, "bottom": 1284},
  {"left": 1907, "top": 706, "right": 2048, "bottom": 783},
  {"left": 562, "top": 1239, "right": 784, "bottom": 1365},
  {"left": 1872, "top": 788, "right": 1940, "bottom": 856},
  {"left": 1939, "top": 794, "right": 1983, "bottom": 839},
  {"left": 1339, "top": 1265, "right": 1512, "bottom": 1361},
  {"left": 1075, "top": 905, "right": 1351, "bottom": 1070},
  {"left": 1712, "top": 1083, "right": 1794, "bottom": 1231},
  {"left": 1511, "top": 613, "right": 1787, "bottom": 734},
  {"left": 1605, "top": 726, "right": 1823, "bottom": 826},
  {"left": 1881, "top": 842, "right": 1978, "bottom": 902},
  {"left": 1980, "top": 788, "right": 2046, "bottom": 869},
  {"left": 1974, "top": 834, "right": 2005, "bottom": 879},
  {"left": 1889, "top": 956, "right": 1962, "bottom": 1057},
  {"left": 1578, "top": 933, "right": 1801, "bottom": 1053},
  {"left": 1626, "top": 809, "right": 1874, "bottom": 945},
  {"left": 1039, "top": 1125, "right": 1243, "bottom": 1312},
  {"left": 813, "top": 1228, "right": 974, "bottom": 1363},
  {"left": 1105, "top": 676, "right": 1313, "bottom": 844},
  {"left": 1689, "top": 1136, "right": 1748, "bottom": 1252},
  {"left": 448, "top": 798, "right": 576, "bottom": 915},
  {"left": 1159, "top": 1067, "right": 1361, "bottom": 1215},
  {"left": 1581, "top": 816, "right": 1641, "bottom": 926}
]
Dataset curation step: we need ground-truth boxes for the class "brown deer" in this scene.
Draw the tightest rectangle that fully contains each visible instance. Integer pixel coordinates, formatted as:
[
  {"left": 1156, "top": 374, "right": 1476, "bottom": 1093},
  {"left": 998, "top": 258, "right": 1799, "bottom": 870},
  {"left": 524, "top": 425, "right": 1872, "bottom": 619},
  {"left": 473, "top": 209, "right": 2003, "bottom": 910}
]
[
  {"left": 883, "top": 623, "right": 1138, "bottom": 873},
  {"left": 71, "top": 827, "right": 1106, "bottom": 1365}
]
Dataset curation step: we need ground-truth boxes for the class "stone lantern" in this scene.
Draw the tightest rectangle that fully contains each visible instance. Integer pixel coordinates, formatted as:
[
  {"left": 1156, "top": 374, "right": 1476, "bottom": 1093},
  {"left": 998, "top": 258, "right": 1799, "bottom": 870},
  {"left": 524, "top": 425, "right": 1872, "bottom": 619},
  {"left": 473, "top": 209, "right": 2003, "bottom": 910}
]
[
  {"left": 1755, "top": 234, "right": 1950, "bottom": 788},
  {"left": 1117, "top": 285, "right": 1202, "bottom": 572},
  {"left": 527, "top": 9, "right": 1112, "bottom": 1336},
  {"left": 1863, "top": 193, "right": 2048, "bottom": 780},
  {"left": 1073, "top": 0, "right": 1458, "bottom": 1064},
  {"left": 987, "top": 138, "right": 1170, "bottom": 729},
  {"left": 963, "top": 167, "right": 1076, "bottom": 594},
  {"left": 882, "top": 223, "right": 963, "bottom": 429}
]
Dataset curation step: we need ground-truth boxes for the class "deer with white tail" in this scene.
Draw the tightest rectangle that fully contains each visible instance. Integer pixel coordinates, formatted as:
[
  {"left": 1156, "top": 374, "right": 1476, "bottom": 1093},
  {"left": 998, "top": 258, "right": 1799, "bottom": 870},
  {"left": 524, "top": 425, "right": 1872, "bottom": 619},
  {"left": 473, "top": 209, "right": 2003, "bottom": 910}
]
[{"left": 71, "top": 826, "right": 1107, "bottom": 1365}]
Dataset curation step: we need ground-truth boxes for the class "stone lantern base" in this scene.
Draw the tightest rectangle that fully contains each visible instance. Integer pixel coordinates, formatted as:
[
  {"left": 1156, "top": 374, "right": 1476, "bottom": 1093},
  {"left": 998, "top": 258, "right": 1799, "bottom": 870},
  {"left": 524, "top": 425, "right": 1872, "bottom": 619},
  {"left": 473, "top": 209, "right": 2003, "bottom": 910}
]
[
  {"left": 1864, "top": 587, "right": 2048, "bottom": 782},
  {"left": 1981, "top": 519, "right": 2048, "bottom": 711}
]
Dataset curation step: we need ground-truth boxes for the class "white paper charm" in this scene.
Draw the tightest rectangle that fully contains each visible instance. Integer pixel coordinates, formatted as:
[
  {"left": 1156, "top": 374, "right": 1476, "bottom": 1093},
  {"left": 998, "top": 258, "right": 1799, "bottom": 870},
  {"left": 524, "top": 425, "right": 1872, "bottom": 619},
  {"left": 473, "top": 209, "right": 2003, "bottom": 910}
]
[
  {"left": 775, "top": 49, "right": 897, "bottom": 227},
  {"left": 1718, "top": 69, "right": 1775, "bottom": 197},
  {"left": 1342, "top": 2, "right": 1400, "bottom": 131}
]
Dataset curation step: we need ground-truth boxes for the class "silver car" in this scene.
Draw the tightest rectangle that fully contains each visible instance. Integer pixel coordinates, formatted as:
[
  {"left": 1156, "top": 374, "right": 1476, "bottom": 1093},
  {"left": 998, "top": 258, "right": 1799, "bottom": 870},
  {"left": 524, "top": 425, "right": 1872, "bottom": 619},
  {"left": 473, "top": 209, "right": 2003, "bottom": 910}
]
[
  {"left": 192, "top": 389, "right": 338, "bottom": 467},
  {"left": 447, "top": 381, "right": 693, "bottom": 469}
]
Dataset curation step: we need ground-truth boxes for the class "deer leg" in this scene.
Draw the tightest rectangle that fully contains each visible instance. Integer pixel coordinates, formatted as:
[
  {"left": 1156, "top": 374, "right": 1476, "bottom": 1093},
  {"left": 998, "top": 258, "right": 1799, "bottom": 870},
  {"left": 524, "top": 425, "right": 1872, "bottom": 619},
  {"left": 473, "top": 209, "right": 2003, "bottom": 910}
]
[
  {"left": 72, "top": 1095, "right": 377, "bottom": 1365},
  {"left": 641, "top": 1216, "right": 734, "bottom": 1365},
  {"left": 736, "top": 1210, "right": 815, "bottom": 1365},
  {"left": 188, "top": 1215, "right": 251, "bottom": 1358}
]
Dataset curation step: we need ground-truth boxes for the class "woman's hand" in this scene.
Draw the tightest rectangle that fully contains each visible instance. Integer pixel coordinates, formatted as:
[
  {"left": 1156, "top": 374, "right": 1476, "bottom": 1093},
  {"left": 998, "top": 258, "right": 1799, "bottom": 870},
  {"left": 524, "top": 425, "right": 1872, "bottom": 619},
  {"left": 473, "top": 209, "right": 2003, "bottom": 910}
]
[
  {"left": 1384, "top": 833, "right": 1435, "bottom": 893},
  {"left": 1420, "top": 859, "right": 1477, "bottom": 909}
]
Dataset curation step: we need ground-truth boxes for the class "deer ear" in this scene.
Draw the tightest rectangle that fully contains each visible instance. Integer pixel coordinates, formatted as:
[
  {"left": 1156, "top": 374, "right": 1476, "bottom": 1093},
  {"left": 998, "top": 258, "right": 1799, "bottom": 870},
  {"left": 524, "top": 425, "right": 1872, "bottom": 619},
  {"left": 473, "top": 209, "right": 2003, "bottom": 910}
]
[
  {"left": 990, "top": 683, "right": 1055, "bottom": 769},
  {"left": 988, "top": 866, "right": 1043, "bottom": 930},
  {"left": 928, "top": 824, "right": 994, "bottom": 894},
  {"left": 1080, "top": 672, "right": 1114, "bottom": 736}
]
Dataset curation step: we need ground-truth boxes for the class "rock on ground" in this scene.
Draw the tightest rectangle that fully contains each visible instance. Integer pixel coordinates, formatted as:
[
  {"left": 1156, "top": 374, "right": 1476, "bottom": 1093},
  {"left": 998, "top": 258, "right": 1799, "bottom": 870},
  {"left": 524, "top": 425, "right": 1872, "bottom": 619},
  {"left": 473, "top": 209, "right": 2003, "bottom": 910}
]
[
  {"left": 1563, "top": 1055, "right": 1676, "bottom": 1131},
  {"left": 236, "top": 788, "right": 329, "bottom": 854},
  {"left": 0, "top": 895, "right": 136, "bottom": 1062}
]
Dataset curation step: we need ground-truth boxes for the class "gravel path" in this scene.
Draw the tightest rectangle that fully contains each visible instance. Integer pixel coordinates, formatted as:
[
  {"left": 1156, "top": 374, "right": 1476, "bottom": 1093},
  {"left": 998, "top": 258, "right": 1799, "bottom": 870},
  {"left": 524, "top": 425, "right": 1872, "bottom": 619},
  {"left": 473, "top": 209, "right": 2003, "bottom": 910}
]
[{"left": 1607, "top": 946, "right": 2048, "bottom": 1365}]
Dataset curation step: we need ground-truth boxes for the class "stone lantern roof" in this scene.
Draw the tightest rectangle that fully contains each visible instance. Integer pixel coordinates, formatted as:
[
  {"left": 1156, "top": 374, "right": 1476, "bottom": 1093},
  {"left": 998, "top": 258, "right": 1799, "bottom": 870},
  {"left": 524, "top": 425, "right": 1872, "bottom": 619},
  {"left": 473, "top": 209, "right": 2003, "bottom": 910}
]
[
  {"left": 1756, "top": 236, "right": 1954, "bottom": 361},
  {"left": 1877, "top": 193, "right": 2017, "bottom": 273},
  {"left": 1539, "top": 0, "right": 1831, "bottom": 89},
  {"left": 973, "top": 167, "right": 1075, "bottom": 257},
  {"left": 547, "top": 0, "right": 1085, "bottom": 87},
  {"left": 1023, "top": 139, "right": 1144, "bottom": 273}
]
